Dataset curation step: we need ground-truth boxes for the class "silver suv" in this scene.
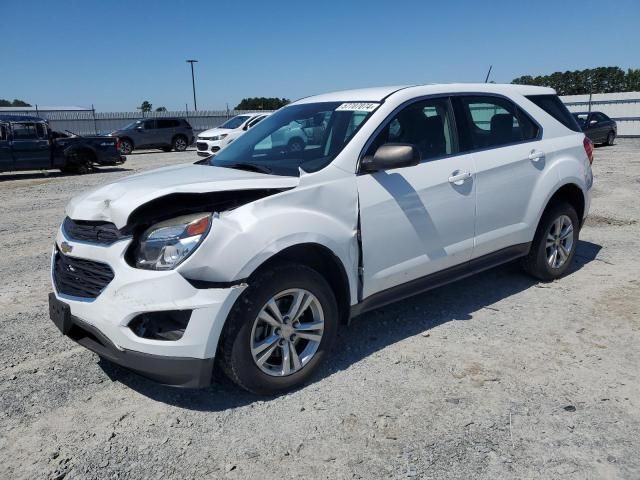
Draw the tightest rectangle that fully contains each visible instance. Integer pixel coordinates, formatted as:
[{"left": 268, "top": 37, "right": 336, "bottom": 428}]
[{"left": 111, "top": 117, "right": 194, "bottom": 154}]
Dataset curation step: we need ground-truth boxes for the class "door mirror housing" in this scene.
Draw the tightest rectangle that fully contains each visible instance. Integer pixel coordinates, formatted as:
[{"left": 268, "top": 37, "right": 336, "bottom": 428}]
[
  {"left": 589, "top": 119, "right": 598, "bottom": 126},
  {"left": 361, "top": 143, "right": 421, "bottom": 172}
]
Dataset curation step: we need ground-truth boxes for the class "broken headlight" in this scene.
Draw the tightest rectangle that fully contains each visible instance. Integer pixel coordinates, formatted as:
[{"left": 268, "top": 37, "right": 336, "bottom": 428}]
[{"left": 135, "top": 213, "right": 211, "bottom": 270}]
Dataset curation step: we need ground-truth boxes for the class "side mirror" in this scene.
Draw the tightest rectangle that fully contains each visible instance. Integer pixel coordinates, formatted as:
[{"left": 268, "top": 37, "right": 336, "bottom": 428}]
[
  {"left": 136, "top": 126, "right": 143, "bottom": 131},
  {"left": 589, "top": 119, "right": 598, "bottom": 125},
  {"left": 361, "top": 143, "right": 420, "bottom": 172}
]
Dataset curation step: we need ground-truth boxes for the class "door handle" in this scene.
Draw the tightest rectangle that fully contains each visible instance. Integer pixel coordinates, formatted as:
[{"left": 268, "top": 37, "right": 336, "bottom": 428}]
[
  {"left": 528, "top": 150, "right": 545, "bottom": 162},
  {"left": 448, "top": 170, "right": 471, "bottom": 185}
]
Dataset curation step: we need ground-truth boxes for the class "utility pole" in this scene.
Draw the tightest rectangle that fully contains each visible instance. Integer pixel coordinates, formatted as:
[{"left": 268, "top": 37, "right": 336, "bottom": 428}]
[{"left": 186, "top": 59, "right": 199, "bottom": 111}]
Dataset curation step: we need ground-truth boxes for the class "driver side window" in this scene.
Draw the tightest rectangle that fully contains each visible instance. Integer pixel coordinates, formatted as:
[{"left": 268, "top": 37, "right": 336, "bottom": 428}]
[{"left": 366, "top": 97, "right": 456, "bottom": 162}]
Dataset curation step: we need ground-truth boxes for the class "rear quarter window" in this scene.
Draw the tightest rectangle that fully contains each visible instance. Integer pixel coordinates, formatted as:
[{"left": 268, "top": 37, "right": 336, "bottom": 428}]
[{"left": 526, "top": 94, "right": 581, "bottom": 132}]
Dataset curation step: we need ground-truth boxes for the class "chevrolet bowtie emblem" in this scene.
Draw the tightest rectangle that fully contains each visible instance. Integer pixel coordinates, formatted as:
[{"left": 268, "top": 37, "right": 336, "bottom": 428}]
[{"left": 60, "top": 241, "right": 73, "bottom": 254}]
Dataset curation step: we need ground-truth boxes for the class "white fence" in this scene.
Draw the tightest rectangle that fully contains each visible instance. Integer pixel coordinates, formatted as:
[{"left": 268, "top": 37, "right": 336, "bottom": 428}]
[{"left": 561, "top": 92, "right": 640, "bottom": 137}]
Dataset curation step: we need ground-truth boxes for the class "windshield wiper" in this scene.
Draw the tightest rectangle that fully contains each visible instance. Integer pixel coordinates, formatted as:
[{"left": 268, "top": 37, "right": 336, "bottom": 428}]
[{"left": 224, "top": 162, "right": 273, "bottom": 174}]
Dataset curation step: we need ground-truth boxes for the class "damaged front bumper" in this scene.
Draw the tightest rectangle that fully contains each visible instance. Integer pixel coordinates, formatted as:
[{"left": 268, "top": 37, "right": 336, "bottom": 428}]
[{"left": 49, "top": 227, "right": 246, "bottom": 387}]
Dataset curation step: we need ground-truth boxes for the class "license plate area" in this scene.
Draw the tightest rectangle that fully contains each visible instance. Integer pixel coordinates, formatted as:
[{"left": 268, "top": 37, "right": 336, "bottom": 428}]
[{"left": 49, "top": 292, "right": 72, "bottom": 334}]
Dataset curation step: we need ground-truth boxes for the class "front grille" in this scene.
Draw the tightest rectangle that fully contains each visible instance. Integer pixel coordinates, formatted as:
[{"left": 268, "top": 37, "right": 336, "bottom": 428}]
[
  {"left": 53, "top": 249, "right": 114, "bottom": 299},
  {"left": 63, "top": 217, "right": 125, "bottom": 245},
  {"left": 196, "top": 142, "right": 208, "bottom": 151}
]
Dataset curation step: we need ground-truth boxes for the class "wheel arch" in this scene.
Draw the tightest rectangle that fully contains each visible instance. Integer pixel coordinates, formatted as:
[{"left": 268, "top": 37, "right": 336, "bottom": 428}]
[
  {"left": 248, "top": 243, "right": 352, "bottom": 325},
  {"left": 541, "top": 182, "right": 586, "bottom": 229}
]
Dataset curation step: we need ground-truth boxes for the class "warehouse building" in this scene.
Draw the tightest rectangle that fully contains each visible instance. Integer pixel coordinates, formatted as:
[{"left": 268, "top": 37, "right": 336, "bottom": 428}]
[{"left": 561, "top": 92, "right": 640, "bottom": 137}]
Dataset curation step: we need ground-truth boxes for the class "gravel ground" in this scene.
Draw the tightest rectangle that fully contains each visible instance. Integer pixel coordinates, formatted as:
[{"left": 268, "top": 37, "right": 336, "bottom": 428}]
[{"left": 0, "top": 142, "right": 639, "bottom": 480}]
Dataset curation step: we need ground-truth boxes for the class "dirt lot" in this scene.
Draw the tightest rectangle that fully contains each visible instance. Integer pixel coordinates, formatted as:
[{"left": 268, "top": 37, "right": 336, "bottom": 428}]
[{"left": 0, "top": 142, "right": 639, "bottom": 480}]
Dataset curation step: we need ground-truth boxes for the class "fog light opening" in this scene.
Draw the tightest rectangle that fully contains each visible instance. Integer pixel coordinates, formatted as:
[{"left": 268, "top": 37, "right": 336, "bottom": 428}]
[{"left": 128, "top": 310, "right": 192, "bottom": 341}]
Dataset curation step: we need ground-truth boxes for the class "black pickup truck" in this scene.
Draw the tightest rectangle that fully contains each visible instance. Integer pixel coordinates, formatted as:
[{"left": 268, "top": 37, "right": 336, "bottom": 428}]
[{"left": 0, "top": 115, "right": 126, "bottom": 174}]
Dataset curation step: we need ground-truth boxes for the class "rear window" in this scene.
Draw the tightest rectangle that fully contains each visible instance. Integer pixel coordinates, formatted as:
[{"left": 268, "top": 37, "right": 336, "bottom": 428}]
[{"left": 526, "top": 95, "right": 581, "bottom": 132}]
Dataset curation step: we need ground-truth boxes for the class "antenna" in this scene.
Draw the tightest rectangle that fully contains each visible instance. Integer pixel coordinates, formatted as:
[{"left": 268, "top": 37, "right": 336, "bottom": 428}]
[{"left": 484, "top": 65, "right": 493, "bottom": 83}]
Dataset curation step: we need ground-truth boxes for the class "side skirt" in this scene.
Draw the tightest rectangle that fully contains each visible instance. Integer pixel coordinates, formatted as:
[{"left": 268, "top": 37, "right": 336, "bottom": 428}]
[{"left": 349, "top": 242, "right": 531, "bottom": 319}]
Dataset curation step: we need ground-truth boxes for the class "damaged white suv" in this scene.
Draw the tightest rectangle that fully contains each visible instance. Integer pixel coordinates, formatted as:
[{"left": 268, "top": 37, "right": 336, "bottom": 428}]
[{"left": 49, "top": 84, "right": 593, "bottom": 394}]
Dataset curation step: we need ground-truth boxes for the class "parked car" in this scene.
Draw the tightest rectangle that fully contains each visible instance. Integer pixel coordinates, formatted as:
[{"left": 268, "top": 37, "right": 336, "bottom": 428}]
[
  {"left": 111, "top": 117, "right": 194, "bottom": 154},
  {"left": 196, "top": 113, "right": 269, "bottom": 157},
  {"left": 572, "top": 111, "right": 617, "bottom": 145},
  {"left": 49, "top": 84, "right": 593, "bottom": 394},
  {"left": 0, "top": 115, "right": 125, "bottom": 174}
]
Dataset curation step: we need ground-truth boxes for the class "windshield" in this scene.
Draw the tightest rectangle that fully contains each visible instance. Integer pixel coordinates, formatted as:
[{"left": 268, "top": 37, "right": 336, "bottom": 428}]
[
  {"left": 219, "top": 115, "right": 252, "bottom": 129},
  {"left": 209, "top": 102, "right": 378, "bottom": 176},
  {"left": 572, "top": 113, "right": 589, "bottom": 129},
  {"left": 122, "top": 120, "right": 143, "bottom": 130}
]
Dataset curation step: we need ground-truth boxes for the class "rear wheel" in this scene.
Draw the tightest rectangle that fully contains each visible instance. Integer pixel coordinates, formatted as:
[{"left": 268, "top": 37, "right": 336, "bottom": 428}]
[
  {"left": 172, "top": 135, "right": 188, "bottom": 151},
  {"left": 606, "top": 131, "right": 615, "bottom": 146},
  {"left": 523, "top": 202, "right": 579, "bottom": 281},
  {"left": 218, "top": 263, "right": 338, "bottom": 395}
]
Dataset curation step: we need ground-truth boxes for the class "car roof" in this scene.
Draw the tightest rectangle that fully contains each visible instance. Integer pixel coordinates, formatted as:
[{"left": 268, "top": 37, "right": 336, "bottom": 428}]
[
  {"left": 293, "top": 83, "right": 556, "bottom": 104},
  {"left": 0, "top": 114, "right": 47, "bottom": 122}
]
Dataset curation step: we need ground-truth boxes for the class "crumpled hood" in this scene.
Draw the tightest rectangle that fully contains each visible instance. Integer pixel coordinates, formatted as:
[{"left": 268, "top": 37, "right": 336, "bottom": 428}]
[{"left": 65, "top": 163, "right": 299, "bottom": 228}]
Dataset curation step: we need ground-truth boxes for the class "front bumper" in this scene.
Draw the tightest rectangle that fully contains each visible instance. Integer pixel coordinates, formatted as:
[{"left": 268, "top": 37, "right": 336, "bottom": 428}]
[
  {"left": 196, "top": 139, "right": 223, "bottom": 156},
  {"left": 49, "top": 294, "right": 214, "bottom": 387},
  {"left": 49, "top": 227, "right": 246, "bottom": 386}
]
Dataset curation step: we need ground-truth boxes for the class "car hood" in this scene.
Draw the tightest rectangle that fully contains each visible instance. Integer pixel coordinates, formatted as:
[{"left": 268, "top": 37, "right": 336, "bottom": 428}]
[
  {"left": 198, "top": 127, "right": 230, "bottom": 137},
  {"left": 65, "top": 163, "right": 299, "bottom": 228}
]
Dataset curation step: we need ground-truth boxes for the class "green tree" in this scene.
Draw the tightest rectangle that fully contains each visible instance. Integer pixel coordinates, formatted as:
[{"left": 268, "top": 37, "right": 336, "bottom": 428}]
[
  {"left": 235, "top": 97, "right": 290, "bottom": 110},
  {"left": 137, "top": 100, "right": 153, "bottom": 113},
  {"left": 155, "top": 106, "right": 167, "bottom": 112},
  {"left": 512, "top": 66, "right": 637, "bottom": 95},
  {"left": 0, "top": 98, "right": 32, "bottom": 107}
]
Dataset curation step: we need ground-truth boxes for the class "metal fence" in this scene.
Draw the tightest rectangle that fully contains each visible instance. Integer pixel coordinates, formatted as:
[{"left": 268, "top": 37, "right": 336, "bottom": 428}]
[{"left": 0, "top": 109, "right": 272, "bottom": 136}]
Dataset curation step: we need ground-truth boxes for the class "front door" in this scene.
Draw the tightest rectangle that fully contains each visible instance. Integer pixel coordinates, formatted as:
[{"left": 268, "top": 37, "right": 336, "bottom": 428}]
[
  {"left": 10, "top": 121, "right": 51, "bottom": 169},
  {"left": 452, "top": 95, "right": 545, "bottom": 258},
  {"left": 0, "top": 123, "right": 13, "bottom": 171},
  {"left": 135, "top": 119, "right": 158, "bottom": 147},
  {"left": 357, "top": 96, "right": 476, "bottom": 298}
]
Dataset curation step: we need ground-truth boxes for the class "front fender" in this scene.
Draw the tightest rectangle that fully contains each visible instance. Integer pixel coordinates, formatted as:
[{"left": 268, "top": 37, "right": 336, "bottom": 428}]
[{"left": 178, "top": 173, "right": 360, "bottom": 304}]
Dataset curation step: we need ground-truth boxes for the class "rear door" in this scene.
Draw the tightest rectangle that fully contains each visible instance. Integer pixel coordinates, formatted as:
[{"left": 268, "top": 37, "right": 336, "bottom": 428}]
[
  {"left": 452, "top": 95, "right": 543, "bottom": 258},
  {"left": 156, "top": 119, "right": 176, "bottom": 145},
  {"left": 357, "top": 96, "right": 476, "bottom": 298},
  {"left": 10, "top": 121, "right": 51, "bottom": 169},
  {"left": 0, "top": 123, "right": 13, "bottom": 171}
]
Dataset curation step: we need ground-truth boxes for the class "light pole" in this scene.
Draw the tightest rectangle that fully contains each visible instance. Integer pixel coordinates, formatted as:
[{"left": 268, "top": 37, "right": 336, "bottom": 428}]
[{"left": 186, "top": 59, "right": 198, "bottom": 111}]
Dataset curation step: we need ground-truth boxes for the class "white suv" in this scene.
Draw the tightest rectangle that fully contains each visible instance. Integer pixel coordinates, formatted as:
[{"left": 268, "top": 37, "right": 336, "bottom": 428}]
[
  {"left": 196, "top": 113, "right": 269, "bottom": 157},
  {"left": 49, "top": 84, "right": 593, "bottom": 394}
]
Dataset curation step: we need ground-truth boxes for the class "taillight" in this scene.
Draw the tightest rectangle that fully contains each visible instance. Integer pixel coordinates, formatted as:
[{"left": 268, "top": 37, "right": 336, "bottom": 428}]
[{"left": 583, "top": 136, "right": 594, "bottom": 164}]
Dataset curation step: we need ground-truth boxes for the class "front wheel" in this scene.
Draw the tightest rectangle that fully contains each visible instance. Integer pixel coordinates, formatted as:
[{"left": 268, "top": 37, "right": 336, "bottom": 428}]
[
  {"left": 119, "top": 139, "right": 133, "bottom": 155},
  {"left": 218, "top": 263, "right": 338, "bottom": 395},
  {"left": 523, "top": 202, "right": 579, "bottom": 281}
]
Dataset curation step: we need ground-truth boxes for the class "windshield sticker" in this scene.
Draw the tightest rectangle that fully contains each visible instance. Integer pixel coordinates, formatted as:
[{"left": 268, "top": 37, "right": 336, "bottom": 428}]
[{"left": 336, "top": 102, "right": 380, "bottom": 112}]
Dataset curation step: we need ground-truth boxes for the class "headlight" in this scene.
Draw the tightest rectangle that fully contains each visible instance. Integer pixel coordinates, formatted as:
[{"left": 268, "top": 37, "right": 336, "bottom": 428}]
[
  {"left": 135, "top": 213, "right": 211, "bottom": 270},
  {"left": 211, "top": 134, "right": 228, "bottom": 141}
]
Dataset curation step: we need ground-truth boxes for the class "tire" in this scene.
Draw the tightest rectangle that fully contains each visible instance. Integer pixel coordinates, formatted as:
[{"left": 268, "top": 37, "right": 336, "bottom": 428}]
[
  {"left": 606, "top": 131, "right": 615, "bottom": 146},
  {"left": 161, "top": 146, "right": 172, "bottom": 152},
  {"left": 522, "top": 202, "right": 579, "bottom": 281},
  {"left": 63, "top": 152, "right": 93, "bottom": 175},
  {"left": 119, "top": 139, "right": 133, "bottom": 155},
  {"left": 218, "top": 263, "right": 338, "bottom": 395},
  {"left": 287, "top": 137, "right": 305, "bottom": 153},
  {"left": 172, "top": 135, "right": 188, "bottom": 152}
]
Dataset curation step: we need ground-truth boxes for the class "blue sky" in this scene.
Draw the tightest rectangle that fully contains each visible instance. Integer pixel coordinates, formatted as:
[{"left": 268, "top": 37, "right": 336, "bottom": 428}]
[{"left": 2, "top": 0, "right": 639, "bottom": 111}]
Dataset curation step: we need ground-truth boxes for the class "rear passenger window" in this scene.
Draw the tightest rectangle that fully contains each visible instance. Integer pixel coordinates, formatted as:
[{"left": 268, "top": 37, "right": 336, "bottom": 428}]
[
  {"left": 457, "top": 96, "right": 539, "bottom": 150},
  {"left": 143, "top": 120, "right": 155, "bottom": 129},
  {"left": 526, "top": 94, "right": 581, "bottom": 132},
  {"left": 36, "top": 123, "right": 47, "bottom": 138},
  {"left": 366, "top": 97, "right": 456, "bottom": 162},
  {"left": 157, "top": 119, "right": 177, "bottom": 128}
]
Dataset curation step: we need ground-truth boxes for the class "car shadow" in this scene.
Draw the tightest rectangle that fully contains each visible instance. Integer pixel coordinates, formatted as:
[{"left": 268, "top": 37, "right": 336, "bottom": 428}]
[
  {"left": 99, "top": 240, "right": 602, "bottom": 411},
  {"left": 128, "top": 148, "right": 196, "bottom": 155},
  {"left": 0, "top": 167, "right": 131, "bottom": 182}
]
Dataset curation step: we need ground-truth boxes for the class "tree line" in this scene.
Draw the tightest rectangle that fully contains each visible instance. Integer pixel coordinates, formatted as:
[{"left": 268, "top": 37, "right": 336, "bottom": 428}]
[
  {"left": 0, "top": 98, "right": 32, "bottom": 107},
  {"left": 512, "top": 67, "right": 640, "bottom": 95}
]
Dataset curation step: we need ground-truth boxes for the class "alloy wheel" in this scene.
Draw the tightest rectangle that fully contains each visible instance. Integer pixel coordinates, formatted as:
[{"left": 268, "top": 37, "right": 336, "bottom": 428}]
[
  {"left": 250, "top": 288, "right": 324, "bottom": 377},
  {"left": 545, "top": 214, "right": 574, "bottom": 269}
]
